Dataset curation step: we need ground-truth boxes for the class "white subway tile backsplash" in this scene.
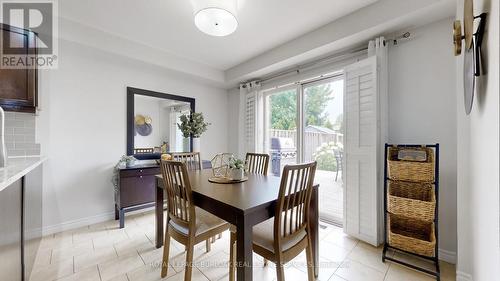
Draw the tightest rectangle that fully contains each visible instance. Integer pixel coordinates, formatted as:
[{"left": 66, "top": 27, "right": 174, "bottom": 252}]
[
  {"left": 6, "top": 119, "right": 24, "bottom": 127},
  {"left": 25, "top": 120, "right": 35, "bottom": 128},
  {"left": 9, "top": 149, "right": 27, "bottom": 157},
  {"left": 14, "top": 112, "right": 31, "bottom": 120},
  {"left": 24, "top": 134, "right": 36, "bottom": 143},
  {"left": 4, "top": 112, "right": 40, "bottom": 156},
  {"left": 15, "top": 143, "right": 40, "bottom": 150},
  {"left": 14, "top": 135, "right": 25, "bottom": 142},
  {"left": 14, "top": 127, "right": 34, "bottom": 135}
]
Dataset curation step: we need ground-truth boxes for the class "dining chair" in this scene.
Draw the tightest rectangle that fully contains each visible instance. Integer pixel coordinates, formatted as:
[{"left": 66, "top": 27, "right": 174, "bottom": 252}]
[
  {"left": 245, "top": 152, "right": 270, "bottom": 175},
  {"left": 171, "top": 152, "right": 224, "bottom": 243},
  {"left": 241, "top": 152, "right": 271, "bottom": 264},
  {"left": 171, "top": 151, "right": 223, "bottom": 244},
  {"left": 229, "top": 162, "right": 317, "bottom": 281},
  {"left": 171, "top": 152, "right": 202, "bottom": 171},
  {"left": 160, "top": 160, "right": 230, "bottom": 280}
]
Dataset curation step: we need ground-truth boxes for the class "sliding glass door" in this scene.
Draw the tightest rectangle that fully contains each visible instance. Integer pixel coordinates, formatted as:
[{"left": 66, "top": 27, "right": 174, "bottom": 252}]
[
  {"left": 261, "top": 76, "right": 344, "bottom": 224},
  {"left": 263, "top": 87, "right": 298, "bottom": 176},
  {"left": 303, "top": 78, "right": 344, "bottom": 224}
]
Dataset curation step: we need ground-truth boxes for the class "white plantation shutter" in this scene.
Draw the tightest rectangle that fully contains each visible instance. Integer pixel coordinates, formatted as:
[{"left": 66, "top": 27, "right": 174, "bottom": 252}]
[
  {"left": 343, "top": 56, "right": 384, "bottom": 246},
  {"left": 239, "top": 81, "right": 262, "bottom": 156},
  {"left": 245, "top": 92, "right": 257, "bottom": 152}
]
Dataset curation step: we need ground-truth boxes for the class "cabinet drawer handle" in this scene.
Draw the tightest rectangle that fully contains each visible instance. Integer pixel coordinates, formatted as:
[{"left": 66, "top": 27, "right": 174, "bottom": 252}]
[
  {"left": 139, "top": 170, "right": 143, "bottom": 173},
  {"left": 139, "top": 176, "right": 143, "bottom": 179}
]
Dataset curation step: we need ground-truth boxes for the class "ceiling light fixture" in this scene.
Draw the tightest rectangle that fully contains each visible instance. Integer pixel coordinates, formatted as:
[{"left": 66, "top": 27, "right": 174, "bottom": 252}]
[{"left": 193, "top": 0, "right": 238, "bottom": 37}]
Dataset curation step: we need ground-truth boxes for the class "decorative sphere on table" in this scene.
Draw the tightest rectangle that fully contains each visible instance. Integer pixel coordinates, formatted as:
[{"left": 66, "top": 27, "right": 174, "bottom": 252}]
[{"left": 211, "top": 153, "right": 233, "bottom": 178}]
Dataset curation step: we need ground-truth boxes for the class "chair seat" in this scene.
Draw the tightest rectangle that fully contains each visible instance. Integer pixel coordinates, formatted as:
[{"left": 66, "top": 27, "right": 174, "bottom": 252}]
[
  {"left": 169, "top": 207, "right": 228, "bottom": 236},
  {"left": 252, "top": 218, "right": 306, "bottom": 253}
]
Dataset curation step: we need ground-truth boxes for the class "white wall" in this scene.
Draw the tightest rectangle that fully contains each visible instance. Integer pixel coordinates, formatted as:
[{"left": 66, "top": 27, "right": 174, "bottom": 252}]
[
  {"left": 456, "top": 0, "right": 500, "bottom": 280},
  {"left": 37, "top": 40, "right": 229, "bottom": 233},
  {"left": 388, "top": 18, "right": 457, "bottom": 262}
]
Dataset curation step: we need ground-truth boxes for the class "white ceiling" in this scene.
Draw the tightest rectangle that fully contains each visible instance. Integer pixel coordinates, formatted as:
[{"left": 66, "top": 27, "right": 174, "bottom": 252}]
[{"left": 59, "top": 0, "right": 378, "bottom": 71}]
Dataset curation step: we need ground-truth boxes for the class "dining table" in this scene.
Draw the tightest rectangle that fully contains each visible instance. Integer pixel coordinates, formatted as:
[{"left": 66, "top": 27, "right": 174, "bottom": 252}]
[{"left": 154, "top": 169, "right": 319, "bottom": 281}]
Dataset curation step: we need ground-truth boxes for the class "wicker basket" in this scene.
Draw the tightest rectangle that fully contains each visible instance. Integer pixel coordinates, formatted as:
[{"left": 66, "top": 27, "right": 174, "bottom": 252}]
[
  {"left": 387, "top": 147, "right": 435, "bottom": 182},
  {"left": 388, "top": 214, "right": 436, "bottom": 257},
  {"left": 387, "top": 181, "right": 436, "bottom": 222}
]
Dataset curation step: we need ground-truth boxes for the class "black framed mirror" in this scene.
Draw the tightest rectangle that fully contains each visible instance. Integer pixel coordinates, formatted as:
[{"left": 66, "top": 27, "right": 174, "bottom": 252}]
[{"left": 127, "top": 87, "right": 195, "bottom": 160}]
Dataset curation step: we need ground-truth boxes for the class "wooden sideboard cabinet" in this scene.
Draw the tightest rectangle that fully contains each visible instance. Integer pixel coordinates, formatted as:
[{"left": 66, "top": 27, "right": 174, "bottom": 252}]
[
  {"left": 115, "top": 164, "right": 160, "bottom": 228},
  {"left": 0, "top": 23, "right": 38, "bottom": 113},
  {"left": 114, "top": 160, "right": 211, "bottom": 228}
]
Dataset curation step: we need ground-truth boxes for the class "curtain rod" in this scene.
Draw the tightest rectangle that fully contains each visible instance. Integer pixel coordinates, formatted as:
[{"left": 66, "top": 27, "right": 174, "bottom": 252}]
[
  {"left": 239, "top": 31, "right": 411, "bottom": 88},
  {"left": 238, "top": 46, "right": 367, "bottom": 89},
  {"left": 257, "top": 46, "right": 368, "bottom": 85}
]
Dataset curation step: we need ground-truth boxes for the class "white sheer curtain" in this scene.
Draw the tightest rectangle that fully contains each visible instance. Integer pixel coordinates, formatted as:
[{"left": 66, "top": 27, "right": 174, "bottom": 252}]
[{"left": 238, "top": 81, "right": 262, "bottom": 158}]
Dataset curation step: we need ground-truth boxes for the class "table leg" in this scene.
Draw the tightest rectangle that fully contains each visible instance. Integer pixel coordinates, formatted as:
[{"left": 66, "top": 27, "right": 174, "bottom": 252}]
[
  {"left": 119, "top": 209, "right": 125, "bottom": 229},
  {"left": 155, "top": 185, "right": 164, "bottom": 248},
  {"left": 309, "top": 186, "right": 319, "bottom": 277},
  {"left": 236, "top": 216, "right": 253, "bottom": 281},
  {"left": 114, "top": 204, "right": 119, "bottom": 220}
]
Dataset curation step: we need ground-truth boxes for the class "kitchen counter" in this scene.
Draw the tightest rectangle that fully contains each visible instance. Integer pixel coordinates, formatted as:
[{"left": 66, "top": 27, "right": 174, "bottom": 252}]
[
  {"left": 0, "top": 156, "right": 44, "bottom": 281},
  {"left": 0, "top": 157, "right": 46, "bottom": 192}
]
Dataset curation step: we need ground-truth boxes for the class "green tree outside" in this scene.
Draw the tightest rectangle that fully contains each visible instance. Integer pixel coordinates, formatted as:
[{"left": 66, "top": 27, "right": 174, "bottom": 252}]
[
  {"left": 269, "top": 84, "right": 340, "bottom": 172},
  {"left": 269, "top": 89, "right": 297, "bottom": 130},
  {"left": 269, "top": 84, "right": 334, "bottom": 130}
]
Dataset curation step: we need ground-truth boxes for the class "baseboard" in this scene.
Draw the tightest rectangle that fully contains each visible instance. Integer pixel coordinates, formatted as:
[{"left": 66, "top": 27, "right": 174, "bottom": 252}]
[
  {"left": 41, "top": 207, "right": 157, "bottom": 236},
  {"left": 456, "top": 271, "right": 473, "bottom": 281},
  {"left": 42, "top": 211, "right": 115, "bottom": 236},
  {"left": 438, "top": 248, "right": 456, "bottom": 264}
]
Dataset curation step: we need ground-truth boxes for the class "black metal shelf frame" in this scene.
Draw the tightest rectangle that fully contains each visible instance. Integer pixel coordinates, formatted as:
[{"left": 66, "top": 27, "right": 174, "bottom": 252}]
[{"left": 382, "top": 143, "right": 440, "bottom": 281}]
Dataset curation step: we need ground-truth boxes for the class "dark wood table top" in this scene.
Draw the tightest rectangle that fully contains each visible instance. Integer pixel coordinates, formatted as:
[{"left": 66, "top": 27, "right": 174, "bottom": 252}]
[
  {"left": 156, "top": 170, "right": 284, "bottom": 215},
  {"left": 156, "top": 170, "right": 318, "bottom": 215}
]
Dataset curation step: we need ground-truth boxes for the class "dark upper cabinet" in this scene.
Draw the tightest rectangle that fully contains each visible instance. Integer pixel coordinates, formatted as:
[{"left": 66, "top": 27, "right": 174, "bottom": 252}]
[{"left": 0, "top": 24, "right": 38, "bottom": 113}]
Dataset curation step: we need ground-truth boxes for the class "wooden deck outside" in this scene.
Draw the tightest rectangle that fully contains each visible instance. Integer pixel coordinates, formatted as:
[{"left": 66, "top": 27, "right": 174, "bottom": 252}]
[{"left": 316, "top": 169, "right": 343, "bottom": 224}]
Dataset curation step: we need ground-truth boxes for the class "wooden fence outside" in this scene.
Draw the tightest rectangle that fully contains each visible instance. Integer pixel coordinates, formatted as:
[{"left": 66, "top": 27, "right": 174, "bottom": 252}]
[{"left": 269, "top": 129, "right": 343, "bottom": 161}]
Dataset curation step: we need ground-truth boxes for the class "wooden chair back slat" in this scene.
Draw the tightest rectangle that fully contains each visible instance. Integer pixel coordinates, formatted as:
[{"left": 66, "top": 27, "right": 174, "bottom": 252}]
[
  {"left": 171, "top": 152, "right": 202, "bottom": 171},
  {"left": 245, "top": 153, "right": 270, "bottom": 175},
  {"left": 274, "top": 162, "right": 316, "bottom": 246},
  {"left": 160, "top": 160, "right": 195, "bottom": 230}
]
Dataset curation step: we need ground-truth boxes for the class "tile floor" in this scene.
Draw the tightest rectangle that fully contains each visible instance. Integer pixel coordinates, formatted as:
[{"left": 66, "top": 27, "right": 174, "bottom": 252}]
[{"left": 30, "top": 210, "right": 456, "bottom": 281}]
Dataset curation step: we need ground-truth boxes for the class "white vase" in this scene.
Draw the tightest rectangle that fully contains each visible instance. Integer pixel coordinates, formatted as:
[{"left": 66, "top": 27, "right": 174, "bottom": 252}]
[
  {"left": 183, "top": 138, "right": 190, "bottom": 152},
  {"left": 193, "top": 138, "right": 201, "bottom": 152},
  {"left": 230, "top": 168, "right": 244, "bottom": 180}
]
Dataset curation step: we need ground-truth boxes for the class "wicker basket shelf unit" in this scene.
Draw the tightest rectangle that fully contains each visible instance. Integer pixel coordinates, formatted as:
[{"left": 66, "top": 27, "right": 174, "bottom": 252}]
[
  {"left": 387, "top": 181, "right": 436, "bottom": 222},
  {"left": 382, "top": 144, "right": 440, "bottom": 280}
]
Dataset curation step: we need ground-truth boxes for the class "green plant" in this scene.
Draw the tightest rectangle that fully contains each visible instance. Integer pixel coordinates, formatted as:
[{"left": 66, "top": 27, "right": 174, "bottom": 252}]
[
  {"left": 112, "top": 155, "right": 137, "bottom": 189},
  {"left": 229, "top": 157, "right": 245, "bottom": 170},
  {"left": 177, "top": 112, "right": 210, "bottom": 138},
  {"left": 313, "top": 142, "right": 339, "bottom": 172}
]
